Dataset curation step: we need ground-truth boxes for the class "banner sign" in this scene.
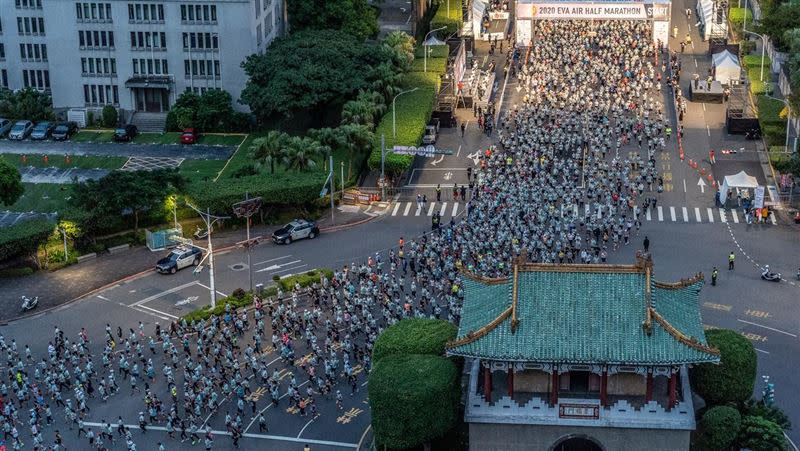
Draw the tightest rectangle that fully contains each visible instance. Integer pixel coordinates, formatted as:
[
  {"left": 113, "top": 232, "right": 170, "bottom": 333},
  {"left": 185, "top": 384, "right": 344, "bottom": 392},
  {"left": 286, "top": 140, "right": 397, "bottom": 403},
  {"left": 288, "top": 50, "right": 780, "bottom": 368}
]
[
  {"left": 754, "top": 186, "right": 765, "bottom": 209},
  {"left": 517, "top": 2, "right": 668, "bottom": 19},
  {"left": 393, "top": 145, "right": 453, "bottom": 157}
]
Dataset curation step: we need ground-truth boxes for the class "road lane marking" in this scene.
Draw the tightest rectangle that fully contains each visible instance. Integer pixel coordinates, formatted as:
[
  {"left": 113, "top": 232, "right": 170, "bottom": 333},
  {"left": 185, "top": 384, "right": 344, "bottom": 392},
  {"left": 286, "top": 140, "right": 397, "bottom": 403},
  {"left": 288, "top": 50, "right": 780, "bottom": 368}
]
[
  {"left": 706, "top": 124, "right": 711, "bottom": 136},
  {"left": 195, "top": 282, "right": 228, "bottom": 298},
  {"left": 633, "top": 206, "right": 638, "bottom": 217},
  {"left": 695, "top": 207, "right": 701, "bottom": 222},
  {"left": 297, "top": 417, "right": 317, "bottom": 438},
  {"left": 391, "top": 203, "right": 400, "bottom": 216},
  {"left": 646, "top": 208, "right": 652, "bottom": 221},
  {"left": 682, "top": 206, "right": 688, "bottom": 222},
  {"left": 737, "top": 319, "right": 798, "bottom": 337},
  {"left": 414, "top": 204, "right": 421, "bottom": 216},
  {"left": 703, "top": 302, "right": 732, "bottom": 311},
  {"left": 254, "top": 255, "right": 292, "bottom": 266},
  {"left": 756, "top": 348, "right": 770, "bottom": 354},
  {"left": 403, "top": 202, "right": 412, "bottom": 216},
  {"left": 683, "top": 178, "right": 687, "bottom": 192},
  {"left": 744, "top": 309, "right": 771, "bottom": 319},
  {"left": 670, "top": 206, "right": 676, "bottom": 222},
  {"left": 135, "top": 304, "right": 179, "bottom": 320},
  {"left": 439, "top": 202, "right": 447, "bottom": 216},
  {"left": 731, "top": 210, "right": 739, "bottom": 223},
  {"left": 255, "top": 259, "right": 301, "bottom": 273},
  {"left": 452, "top": 202, "right": 459, "bottom": 216},
  {"left": 719, "top": 208, "right": 727, "bottom": 223},
  {"left": 657, "top": 206, "right": 663, "bottom": 221},
  {"left": 707, "top": 208, "right": 714, "bottom": 222},
  {"left": 741, "top": 332, "right": 768, "bottom": 342},
  {"left": 427, "top": 202, "right": 435, "bottom": 216},
  {"left": 132, "top": 281, "right": 198, "bottom": 306},
  {"left": 271, "top": 264, "right": 308, "bottom": 275}
]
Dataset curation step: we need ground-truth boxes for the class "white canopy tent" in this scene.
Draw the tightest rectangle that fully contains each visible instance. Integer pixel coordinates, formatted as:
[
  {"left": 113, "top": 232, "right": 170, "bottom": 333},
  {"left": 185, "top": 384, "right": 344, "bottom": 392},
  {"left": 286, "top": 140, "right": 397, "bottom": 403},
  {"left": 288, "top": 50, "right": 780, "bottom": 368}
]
[
  {"left": 712, "top": 50, "right": 741, "bottom": 85},
  {"left": 718, "top": 170, "right": 760, "bottom": 204},
  {"left": 696, "top": 0, "right": 726, "bottom": 40},
  {"left": 472, "top": 0, "right": 487, "bottom": 38}
]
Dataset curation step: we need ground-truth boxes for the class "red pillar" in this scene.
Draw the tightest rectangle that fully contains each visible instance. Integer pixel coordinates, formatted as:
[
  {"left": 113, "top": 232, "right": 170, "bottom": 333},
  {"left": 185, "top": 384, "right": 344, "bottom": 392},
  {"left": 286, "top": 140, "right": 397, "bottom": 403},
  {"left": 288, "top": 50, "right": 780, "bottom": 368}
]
[
  {"left": 550, "top": 368, "right": 559, "bottom": 406},
  {"left": 645, "top": 372, "right": 654, "bottom": 402},
  {"left": 507, "top": 367, "right": 514, "bottom": 399},
  {"left": 668, "top": 371, "right": 677, "bottom": 409},
  {"left": 483, "top": 366, "right": 492, "bottom": 403},
  {"left": 600, "top": 369, "right": 608, "bottom": 407}
]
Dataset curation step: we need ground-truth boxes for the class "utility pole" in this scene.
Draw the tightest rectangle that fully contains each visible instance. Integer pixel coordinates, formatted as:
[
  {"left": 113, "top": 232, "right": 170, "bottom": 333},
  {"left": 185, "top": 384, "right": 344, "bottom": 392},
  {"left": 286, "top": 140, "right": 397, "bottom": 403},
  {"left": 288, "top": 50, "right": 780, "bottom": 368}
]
[
  {"left": 59, "top": 228, "right": 68, "bottom": 262},
  {"left": 329, "top": 154, "right": 335, "bottom": 224},
  {"left": 232, "top": 194, "right": 262, "bottom": 293},
  {"left": 185, "top": 202, "right": 229, "bottom": 309},
  {"left": 341, "top": 161, "right": 345, "bottom": 194},
  {"left": 380, "top": 134, "right": 386, "bottom": 200}
]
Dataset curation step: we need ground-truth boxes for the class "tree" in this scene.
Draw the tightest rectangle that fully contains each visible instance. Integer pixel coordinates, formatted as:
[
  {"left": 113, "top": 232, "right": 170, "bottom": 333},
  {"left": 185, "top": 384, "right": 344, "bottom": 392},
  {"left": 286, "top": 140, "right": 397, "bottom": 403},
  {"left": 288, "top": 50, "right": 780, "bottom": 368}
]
[
  {"left": 101, "top": 105, "right": 118, "bottom": 128},
  {"left": 240, "top": 30, "right": 392, "bottom": 120},
  {"left": 695, "top": 406, "right": 741, "bottom": 451},
  {"left": 0, "top": 88, "right": 54, "bottom": 121},
  {"left": 757, "top": 3, "right": 800, "bottom": 51},
  {"left": 369, "top": 62, "right": 404, "bottom": 104},
  {"left": 372, "top": 318, "right": 457, "bottom": 363},
  {"left": 339, "top": 123, "right": 375, "bottom": 180},
  {"left": 382, "top": 31, "right": 416, "bottom": 71},
  {"left": 164, "top": 90, "right": 240, "bottom": 132},
  {"left": 0, "top": 158, "right": 24, "bottom": 207},
  {"left": 341, "top": 100, "right": 375, "bottom": 128},
  {"left": 786, "top": 29, "right": 800, "bottom": 116},
  {"left": 286, "top": 0, "right": 378, "bottom": 40},
  {"left": 0, "top": 218, "right": 53, "bottom": 267},
  {"left": 690, "top": 329, "right": 757, "bottom": 406},
  {"left": 738, "top": 415, "right": 788, "bottom": 451},
  {"left": 743, "top": 398, "right": 792, "bottom": 431},
  {"left": 281, "top": 137, "right": 320, "bottom": 172},
  {"left": 250, "top": 131, "right": 286, "bottom": 174}
]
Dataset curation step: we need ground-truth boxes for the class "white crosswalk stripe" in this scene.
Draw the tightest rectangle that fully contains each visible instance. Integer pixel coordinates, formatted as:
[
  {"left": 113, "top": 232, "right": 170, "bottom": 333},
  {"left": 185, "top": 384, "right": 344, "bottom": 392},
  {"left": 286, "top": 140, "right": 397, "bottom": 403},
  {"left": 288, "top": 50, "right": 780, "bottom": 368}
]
[
  {"left": 731, "top": 210, "right": 739, "bottom": 223},
  {"left": 403, "top": 202, "right": 412, "bottom": 216},
  {"left": 452, "top": 202, "right": 459, "bottom": 217},
  {"left": 682, "top": 207, "right": 688, "bottom": 222},
  {"left": 646, "top": 208, "right": 652, "bottom": 221},
  {"left": 719, "top": 208, "right": 727, "bottom": 223},
  {"left": 657, "top": 206, "right": 664, "bottom": 221},
  {"left": 707, "top": 208, "right": 714, "bottom": 223},
  {"left": 439, "top": 202, "right": 447, "bottom": 216},
  {"left": 427, "top": 202, "right": 436, "bottom": 216},
  {"left": 585, "top": 204, "right": 590, "bottom": 217},
  {"left": 414, "top": 204, "right": 422, "bottom": 216},
  {"left": 695, "top": 207, "right": 701, "bottom": 222},
  {"left": 769, "top": 212, "right": 777, "bottom": 225},
  {"left": 391, "top": 203, "right": 401, "bottom": 216},
  {"left": 670, "top": 206, "right": 676, "bottom": 222}
]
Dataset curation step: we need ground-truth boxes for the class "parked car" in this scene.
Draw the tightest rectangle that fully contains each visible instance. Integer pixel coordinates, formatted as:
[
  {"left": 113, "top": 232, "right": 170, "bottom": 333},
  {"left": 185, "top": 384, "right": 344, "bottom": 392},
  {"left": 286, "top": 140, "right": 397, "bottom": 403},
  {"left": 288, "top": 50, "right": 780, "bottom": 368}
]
[
  {"left": 155, "top": 246, "right": 202, "bottom": 274},
  {"left": 113, "top": 124, "right": 138, "bottom": 142},
  {"left": 422, "top": 118, "right": 440, "bottom": 145},
  {"left": 30, "top": 121, "right": 55, "bottom": 140},
  {"left": 0, "top": 118, "right": 12, "bottom": 137},
  {"left": 272, "top": 219, "right": 320, "bottom": 245},
  {"left": 8, "top": 120, "right": 34, "bottom": 140},
  {"left": 51, "top": 122, "right": 78, "bottom": 141},
  {"left": 180, "top": 128, "right": 199, "bottom": 144}
]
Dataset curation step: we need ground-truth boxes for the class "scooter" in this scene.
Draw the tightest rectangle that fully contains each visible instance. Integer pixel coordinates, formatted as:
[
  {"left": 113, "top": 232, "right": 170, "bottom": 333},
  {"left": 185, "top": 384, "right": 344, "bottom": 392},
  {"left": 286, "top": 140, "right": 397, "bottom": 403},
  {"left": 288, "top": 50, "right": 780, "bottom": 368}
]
[
  {"left": 193, "top": 226, "right": 208, "bottom": 240},
  {"left": 21, "top": 295, "right": 38, "bottom": 311},
  {"left": 760, "top": 266, "right": 781, "bottom": 282}
]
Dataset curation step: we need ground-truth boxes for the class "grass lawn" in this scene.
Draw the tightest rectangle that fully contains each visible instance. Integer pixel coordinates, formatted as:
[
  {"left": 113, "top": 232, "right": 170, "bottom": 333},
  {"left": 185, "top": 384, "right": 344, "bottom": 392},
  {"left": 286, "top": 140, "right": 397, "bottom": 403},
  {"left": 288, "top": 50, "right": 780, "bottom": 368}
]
[
  {"left": 179, "top": 159, "right": 227, "bottom": 182},
  {"left": 1, "top": 153, "right": 126, "bottom": 170},
  {"left": 132, "top": 132, "right": 182, "bottom": 144},
  {"left": 9, "top": 183, "right": 72, "bottom": 213},
  {"left": 72, "top": 130, "right": 114, "bottom": 143},
  {"left": 197, "top": 134, "right": 247, "bottom": 146}
]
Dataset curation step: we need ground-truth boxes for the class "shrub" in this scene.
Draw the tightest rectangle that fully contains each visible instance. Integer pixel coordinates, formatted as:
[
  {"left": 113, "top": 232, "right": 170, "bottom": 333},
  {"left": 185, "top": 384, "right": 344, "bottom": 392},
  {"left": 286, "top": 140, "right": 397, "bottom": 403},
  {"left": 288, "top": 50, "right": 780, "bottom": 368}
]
[
  {"left": 728, "top": 7, "right": 753, "bottom": 25},
  {"left": 430, "top": 0, "right": 463, "bottom": 37},
  {"left": 0, "top": 219, "right": 54, "bottom": 264},
  {"left": 369, "top": 354, "right": 460, "bottom": 449},
  {"left": 231, "top": 164, "right": 260, "bottom": 179},
  {"left": 743, "top": 399, "right": 792, "bottom": 431},
  {"left": 696, "top": 406, "right": 741, "bottom": 451},
  {"left": 101, "top": 106, "right": 118, "bottom": 128},
  {"left": 276, "top": 269, "right": 334, "bottom": 292},
  {"left": 0, "top": 267, "right": 34, "bottom": 278},
  {"left": 758, "top": 95, "right": 786, "bottom": 127},
  {"left": 743, "top": 54, "right": 772, "bottom": 70},
  {"left": 373, "top": 318, "right": 457, "bottom": 363},
  {"left": 763, "top": 124, "right": 788, "bottom": 147},
  {"left": 749, "top": 79, "right": 773, "bottom": 96},
  {"left": 690, "top": 329, "right": 757, "bottom": 406},
  {"left": 738, "top": 415, "right": 787, "bottom": 451}
]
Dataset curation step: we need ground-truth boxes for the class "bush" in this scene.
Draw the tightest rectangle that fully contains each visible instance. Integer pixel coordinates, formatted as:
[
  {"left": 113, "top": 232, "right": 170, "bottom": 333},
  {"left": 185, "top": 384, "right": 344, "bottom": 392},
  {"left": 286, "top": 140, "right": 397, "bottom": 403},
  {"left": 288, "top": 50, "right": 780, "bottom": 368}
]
[
  {"left": 743, "top": 399, "right": 792, "bottom": 430},
  {"left": 369, "top": 354, "right": 460, "bottom": 449},
  {"left": 0, "top": 267, "right": 34, "bottom": 278},
  {"left": 743, "top": 54, "right": 772, "bottom": 70},
  {"left": 373, "top": 318, "right": 457, "bottom": 363},
  {"left": 430, "top": 0, "right": 463, "bottom": 37},
  {"left": 763, "top": 124, "right": 788, "bottom": 147},
  {"left": 231, "top": 164, "right": 260, "bottom": 179},
  {"left": 728, "top": 7, "right": 753, "bottom": 26},
  {"left": 0, "top": 219, "right": 54, "bottom": 263},
  {"left": 758, "top": 95, "right": 786, "bottom": 127},
  {"left": 738, "top": 415, "right": 788, "bottom": 451},
  {"left": 101, "top": 106, "right": 118, "bottom": 128},
  {"left": 276, "top": 269, "right": 334, "bottom": 292},
  {"left": 690, "top": 329, "right": 757, "bottom": 406},
  {"left": 696, "top": 406, "right": 741, "bottom": 451}
]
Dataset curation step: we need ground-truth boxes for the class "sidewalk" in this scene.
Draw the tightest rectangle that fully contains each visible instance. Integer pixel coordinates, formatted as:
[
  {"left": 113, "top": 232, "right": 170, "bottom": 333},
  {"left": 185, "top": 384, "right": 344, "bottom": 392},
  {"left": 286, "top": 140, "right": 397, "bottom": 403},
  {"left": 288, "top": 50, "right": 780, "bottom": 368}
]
[{"left": 0, "top": 206, "right": 373, "bottom": 323}]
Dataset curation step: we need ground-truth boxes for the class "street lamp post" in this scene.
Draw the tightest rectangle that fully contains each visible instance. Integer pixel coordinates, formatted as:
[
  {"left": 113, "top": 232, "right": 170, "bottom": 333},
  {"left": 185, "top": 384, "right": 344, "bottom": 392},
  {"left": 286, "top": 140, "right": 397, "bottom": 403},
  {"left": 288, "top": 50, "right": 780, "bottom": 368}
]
[
  {"left": 393, "top": 87, "right": 419, "bottom": 141},
  {"left": 424, "top": 26, "right": 447, "bottom": 73},
  {"left": 765, "top": 95, "right": 793, "bottom": 153},
  {"left": 185, "top": 203, "right": 229, "bottom": 309},
  {"left": 743, "top": 30, "right": 766, "bottom": 81},
  {"left": 232, "top": 194, "right": 262, "bottom": 294},
  {"left": 58, "top": 228, "right": 68, "bottom": 262}
]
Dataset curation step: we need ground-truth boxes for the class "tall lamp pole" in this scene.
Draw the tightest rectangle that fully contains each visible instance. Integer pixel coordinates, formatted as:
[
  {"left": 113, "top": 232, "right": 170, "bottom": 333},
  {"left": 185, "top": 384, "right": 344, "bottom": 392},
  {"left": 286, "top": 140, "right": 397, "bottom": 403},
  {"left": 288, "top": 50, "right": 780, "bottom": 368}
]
[
  {"left": 185, "top": 202, "right": 229, "bottom": 309},
  {"left": 424, "top": 26, "right": 447, "bottom": 73},
  {"left": 232, "top": 194, "right": 262, "bottom": 293},
  {"left": 393, "top": 87, "right": 419, "bottom": 140},
  {"left": 743, "top": 30, "right": 766, "bottom": 81}
]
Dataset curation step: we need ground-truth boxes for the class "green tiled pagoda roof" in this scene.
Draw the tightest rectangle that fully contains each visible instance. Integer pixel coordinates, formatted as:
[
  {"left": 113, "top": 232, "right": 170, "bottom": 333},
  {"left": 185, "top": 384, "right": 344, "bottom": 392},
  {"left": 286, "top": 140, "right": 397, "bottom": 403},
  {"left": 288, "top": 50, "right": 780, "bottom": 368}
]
[{"left": 448, "top": 263, "right": 719, "bottom": 365}]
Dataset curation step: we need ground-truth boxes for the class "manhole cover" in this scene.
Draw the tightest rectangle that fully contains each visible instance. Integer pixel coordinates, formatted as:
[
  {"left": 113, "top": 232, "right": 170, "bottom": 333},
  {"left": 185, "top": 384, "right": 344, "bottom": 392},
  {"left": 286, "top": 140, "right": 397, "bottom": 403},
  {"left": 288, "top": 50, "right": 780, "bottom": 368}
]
[{"left": 230, "top": 263, "right": 247, "bottom": 271}]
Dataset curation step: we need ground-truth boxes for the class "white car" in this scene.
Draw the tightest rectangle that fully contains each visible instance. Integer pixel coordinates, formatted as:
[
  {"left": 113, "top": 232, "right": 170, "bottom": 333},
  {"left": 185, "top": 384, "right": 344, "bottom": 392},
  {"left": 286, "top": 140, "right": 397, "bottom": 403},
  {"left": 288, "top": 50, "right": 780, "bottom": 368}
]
[
  {"left": 8, "top": 120, "right": 33, "bottom": 140},
  {"left": 0, "top": 118, "right": 12, "bottom": 137}
]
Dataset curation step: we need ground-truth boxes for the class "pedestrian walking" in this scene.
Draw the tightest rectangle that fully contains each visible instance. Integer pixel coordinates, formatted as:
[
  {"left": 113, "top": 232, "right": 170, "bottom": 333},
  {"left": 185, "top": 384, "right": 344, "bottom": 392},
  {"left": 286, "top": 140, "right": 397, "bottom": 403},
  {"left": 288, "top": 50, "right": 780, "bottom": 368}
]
[
  {"left": 711, "top": 267, "right": 718, "bottom": 285},
  {"left": 709, "top": 149, "right": 715, "bottom": 164},
  {"left": 728, "top": 251, "right": 735, "bottom": 270},
  {"left": 460, "top": 122, "right": 466, "bottom": 137},
  {"left": 643, "top": 236, "right": 650, "bottom": 252}
]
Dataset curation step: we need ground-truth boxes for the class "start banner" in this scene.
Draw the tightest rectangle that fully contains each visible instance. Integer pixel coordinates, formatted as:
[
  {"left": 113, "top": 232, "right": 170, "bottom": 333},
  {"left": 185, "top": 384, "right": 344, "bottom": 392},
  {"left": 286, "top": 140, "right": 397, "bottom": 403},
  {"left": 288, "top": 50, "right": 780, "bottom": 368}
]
[{"left": 517, "top": 2, "right": 669, "bottom": 20}]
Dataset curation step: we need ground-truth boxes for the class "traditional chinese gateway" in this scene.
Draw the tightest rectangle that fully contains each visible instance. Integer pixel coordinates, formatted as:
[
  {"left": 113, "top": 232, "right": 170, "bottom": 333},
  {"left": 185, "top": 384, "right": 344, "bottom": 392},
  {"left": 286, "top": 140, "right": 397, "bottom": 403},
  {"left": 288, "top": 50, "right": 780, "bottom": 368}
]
[{"left": 447, "top": 254, "right": 719, "bottom": 451}]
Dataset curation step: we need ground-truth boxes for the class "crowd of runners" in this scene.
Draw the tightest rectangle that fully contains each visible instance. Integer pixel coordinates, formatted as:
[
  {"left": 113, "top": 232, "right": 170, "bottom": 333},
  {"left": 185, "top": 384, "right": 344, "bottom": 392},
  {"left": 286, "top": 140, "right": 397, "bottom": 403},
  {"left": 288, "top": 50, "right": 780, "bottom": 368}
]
[{"left": 0, "top": 19, "right": 671, "bottom": 450}]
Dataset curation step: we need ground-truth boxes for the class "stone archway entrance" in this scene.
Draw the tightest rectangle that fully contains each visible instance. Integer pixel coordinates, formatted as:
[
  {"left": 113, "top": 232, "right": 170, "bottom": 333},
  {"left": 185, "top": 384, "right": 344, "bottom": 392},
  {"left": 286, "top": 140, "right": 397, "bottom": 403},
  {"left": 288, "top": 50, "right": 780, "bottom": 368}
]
[{"left": 550, "top": 435, "right": 604, "bottom": 451}]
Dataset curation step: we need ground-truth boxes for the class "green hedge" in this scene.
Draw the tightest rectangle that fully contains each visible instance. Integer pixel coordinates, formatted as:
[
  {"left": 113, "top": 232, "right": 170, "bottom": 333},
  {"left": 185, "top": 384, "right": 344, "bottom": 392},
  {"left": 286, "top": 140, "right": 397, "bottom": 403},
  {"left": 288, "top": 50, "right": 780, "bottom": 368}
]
[
  {"left": 743, "top": 54, "right": 772, "bottom": 70},
  {"left": 728, "top": 7, "right": 754, "bottom": 25},
  {"left": 430, "top": 0, "right": 463, "bottom": 37},
  {"left": 368, "top": 72, "right": 439, "bottom": 176},
  {"left": 748, "top": 67, "right": 769, "bottom": 85},
  {"left": 757, "top": 95, "right": 786, "bottom": 127},
  {"left": 369, "top": 354, "right": 460, "bottom": 449},
  {"left": 410, "top": 57, "right": 447, "bottom": 74},
  {"left": 738, "top": 415, "right": 788, "bottom": 451},
  {"left": 414, "top": 45, "right": 449, "bottom": 59},
  {"left": 373, "top": 318, "right": 457, "bottom": 363},
  {"left": 696, "top": 406, "right": 741, "bottom": 451},
  {"left": 690, "top": 329, "right": 757, "bottom": 406},
  {"left": 763, "top": 124, "right": 788, "bottom": 147},
  {"left": 749, "top": 79, "right": 773, "bottom": 95},
  {"left": 181, "top": 269, "right": 333, "bottom": 322},
  {"left": 0, "top": 218, "right": 54, "bottom": 262}
]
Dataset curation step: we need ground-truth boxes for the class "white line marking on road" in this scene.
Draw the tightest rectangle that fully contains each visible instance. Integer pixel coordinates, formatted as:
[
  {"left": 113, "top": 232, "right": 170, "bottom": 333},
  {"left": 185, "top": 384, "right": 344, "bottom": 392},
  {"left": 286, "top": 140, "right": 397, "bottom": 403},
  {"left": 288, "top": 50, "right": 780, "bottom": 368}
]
[
  {"left": 731, "top": 210, "right": 739, "bottom": 223},
  {"left": 97, "top": 295, "right": 110, "bottom": 301},
  {"left": 633, "top": 206, "right": 638, "bottom": 217},
  {"left": 646, "top": 208, "right": 652, "bottom": 221},
  {"left": 670, "top": 206, "right": 676, "bottom": 222},
  {"left": 702, "top": 103, "right": 706, "bottom": 111},
  {"left": 683, "top": 178, "right": 687, "bottom": 192},
  {"left": 195, "top": 282, "right": 228, "bottom": 298},
  {"left": 707, "top": 208, "right": 714, "bottom": 222},
  {"left": 254, "top": 255, "right": 291, "bottom": 266},
  {"left": 452, "top": 202, "right": 459, "bottom": 217},
  {"left": 132, "top": 281, "right": 198, "bottom": 306},
  {"left": 439, "top": 202, "right": 447, "bottom": 216},
  {"left": 756, "top": 348, "right": 770, "bottom": 354},
  {"left": 737, "top": 319, "right": 798, "bottom": 337},
  {"left": 694, "top": 57, "right": 698, "bottom": 67},
  {"left": 271, "top": 264, "right": 308, "bottom": 275},
  {"left": 456, "top": 144, "right": 462, "bottom": 157},
  {"left": 657, "top": 206, "right": 664, "bottom": 221},
  {"left": 403, "top": 202, "right": 412, "bottom": 216},
  {"left": 706, "top": 124, "right": 711, "bottom": 136},
  {"left": 695, "top": 207, "right": 701, "bottom": 222},
  {"left": 297, "top": 417, "right": 317, "bottom": 438},
  {"left": 244, "top": 380, "right": 310, "bottom": 433},
  {"left": 427, "top": 202, "right": 435, "bottom": 216},
  {"left": 391, "top": 203, "right": 400, "bottom": 216},
  {"left": 414, "top": 204, "right": 421, "bottom": 216},
  {"left": 129, "top": 305, "right": 171, "bottom": 321},
  {"left": 254, "top": 260, "right": 302, "bottom": 273},
  {"left": 682, "top": 207, "right": 688, "bottom": 222},
  {"left": 136, "top": 304, "right": 179, "bottom": 320},
  {"left": 584, "top": 204, "right": 590, "bottom": 217},
  {"left": 719, "top": 208, "right": 727, "bottom": 223}
]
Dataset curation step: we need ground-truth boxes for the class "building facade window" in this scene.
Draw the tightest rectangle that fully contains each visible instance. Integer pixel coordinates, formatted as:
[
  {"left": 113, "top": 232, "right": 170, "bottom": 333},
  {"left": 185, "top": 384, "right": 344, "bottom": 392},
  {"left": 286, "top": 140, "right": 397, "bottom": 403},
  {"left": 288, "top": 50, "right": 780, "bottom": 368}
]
[
  {"left": 1, "top": 70, "right": 7, "bottom": 88},
  {"left": 22, "top": 69, "right": 49, "bottom": 90},
  {"left": 81, "top": 57, "right": 116, "bottom": 76},
  {"left": 185, "top": 86, "right": 214, "bottom": 95},
  {"left": 129, "top": 31, "right": 166, "bottom": 50},
  {"left": 17, "top": 17, "right": 46, "bottom": 36},
  {"left": 127, "top": 3, "right": 165, "bottom": 23},
  {"left": 15, "top": 0, "right": 42, "bottom": 9},
  {"left": 264, "top": 12, "right": 273, "bottom": 38},
  {"left": 181, "top": 32, "right": 218, "bottom": 50},
  {"left": 256, "top": 24, "right": 262, "bottom": 47},
  {"left": 19, "top": 43, "right": 47, "bottom": 61},
  {"left": 76, "top": 3, "right": 113, "bottom": 22},
  {"left": 83, "top": 83, "right": 119, "bottom": 105},
  {"left": 181, "top": 4, "right": 217, "bottom": 23},
  {"left": 0, "top": 44, "right": 5, "bottom": 60},
  {"left": 78, "top": 30, "right": 115, "bottom": 49},
  {"left": 183, "top": 59, "right": 220, "bottom": 79},
  {"left": 132, "top": 58, "right": 168, "bottom": 75}
]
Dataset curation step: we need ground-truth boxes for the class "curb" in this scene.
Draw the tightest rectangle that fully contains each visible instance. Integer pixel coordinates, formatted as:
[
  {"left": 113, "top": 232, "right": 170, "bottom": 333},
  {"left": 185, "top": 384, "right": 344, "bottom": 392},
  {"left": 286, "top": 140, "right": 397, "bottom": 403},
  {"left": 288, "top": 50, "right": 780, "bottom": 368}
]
[{"left": 320, "top": 214, "right": 380, "bottom": 233}]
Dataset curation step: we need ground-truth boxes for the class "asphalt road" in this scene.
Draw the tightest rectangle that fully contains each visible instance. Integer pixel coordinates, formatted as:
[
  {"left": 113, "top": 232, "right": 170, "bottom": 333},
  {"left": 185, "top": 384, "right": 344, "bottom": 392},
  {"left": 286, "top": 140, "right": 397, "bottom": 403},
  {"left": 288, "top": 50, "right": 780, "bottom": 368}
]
[{"left": 0, "top": 139, "right": 234, "bottom": 160}]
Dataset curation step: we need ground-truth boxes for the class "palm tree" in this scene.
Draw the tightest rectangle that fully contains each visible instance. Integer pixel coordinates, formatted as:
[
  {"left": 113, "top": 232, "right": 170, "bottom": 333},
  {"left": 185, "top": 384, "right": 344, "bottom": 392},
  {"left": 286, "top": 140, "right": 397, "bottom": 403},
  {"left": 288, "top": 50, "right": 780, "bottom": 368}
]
[
  {"left": 357, "top": 90, "right": 387, "bottom": 117},
  {"left": 371, "top": 63, "right": 403, "bottom": 104},
  {"left": 341, "top": 100, "right": 374, "bottom": 127},
  {"left": 382, "top": 31, "right": 415, "bottom": 70},
  {"left": 250, "top": 131, "right": 285, "bottom": 174},
  {"left": 281, "top": 137, "right": 319, "bottom": 172},
  {"left": 340, "top": 124, "right": 374, "bottom": 180}
]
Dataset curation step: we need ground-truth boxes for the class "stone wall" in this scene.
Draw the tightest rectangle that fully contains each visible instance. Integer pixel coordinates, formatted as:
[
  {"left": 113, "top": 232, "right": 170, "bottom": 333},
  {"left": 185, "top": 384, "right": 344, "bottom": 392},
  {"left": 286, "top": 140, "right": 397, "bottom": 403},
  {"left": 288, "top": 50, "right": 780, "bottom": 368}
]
[{"left": 469, "top": 423, "right": 691, "bottom": 451}]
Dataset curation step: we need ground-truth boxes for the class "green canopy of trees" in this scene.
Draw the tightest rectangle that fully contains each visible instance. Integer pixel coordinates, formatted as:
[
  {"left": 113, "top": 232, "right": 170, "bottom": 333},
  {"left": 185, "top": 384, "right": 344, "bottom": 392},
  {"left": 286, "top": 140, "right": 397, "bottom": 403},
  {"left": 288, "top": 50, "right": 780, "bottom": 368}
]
[
  {"left": 372, "top": 318, "right": 457, "bottom": 363},
  {"left": 286, "top": 0, "right": 378, "bottom": 40},
  {"left": 0, "top": 218, "right": 53, "bottom": 266},
  {"left": 240, "top": 30, "right": 394, "bottom": 121},
  {"left": 738, "top": 415, "right": 788, "bottom": 451},
  {"left": 0, "top": 88, "right": 54, "bottom": 121},
  {"left": 695, "top": 406, "right": 741, "bottom": 451},
  {"left": 690, "top": 329, "right": 757, "bottom": 406},
  {"left": 165, "top": 89, "right": 250, "bottom": 132},
  {"left": 0, "top": 158, "right": 24, "bottom": 207},
  {"left": 757, "top": 3, "right": 800, "bottom": 51},
  {"left": 368, "top": 354, "right": 460, "bottom": 450}
]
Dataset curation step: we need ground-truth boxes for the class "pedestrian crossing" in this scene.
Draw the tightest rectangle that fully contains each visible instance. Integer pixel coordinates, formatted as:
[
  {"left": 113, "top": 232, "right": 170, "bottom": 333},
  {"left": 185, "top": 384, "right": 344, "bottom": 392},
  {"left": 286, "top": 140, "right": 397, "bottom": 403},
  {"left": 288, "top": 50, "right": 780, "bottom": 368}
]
[{"left": 386, "top": 200, "right": 778, "bottom": 225}]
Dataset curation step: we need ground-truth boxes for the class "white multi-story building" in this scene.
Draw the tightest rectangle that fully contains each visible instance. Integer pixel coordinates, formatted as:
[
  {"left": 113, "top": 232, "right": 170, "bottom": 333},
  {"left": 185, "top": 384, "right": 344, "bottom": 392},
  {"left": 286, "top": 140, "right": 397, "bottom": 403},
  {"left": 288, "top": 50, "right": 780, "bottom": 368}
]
[{"left": 0, "top": 0, "right": 286, "bottom": 115}]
